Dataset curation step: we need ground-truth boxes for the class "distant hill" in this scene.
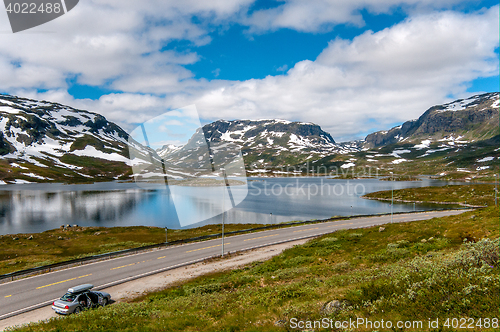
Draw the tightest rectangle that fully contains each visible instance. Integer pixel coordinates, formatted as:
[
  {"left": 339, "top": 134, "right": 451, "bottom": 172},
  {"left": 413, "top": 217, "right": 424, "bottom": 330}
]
[
  {"left": 201, "top": 119, "right": 359, "bottom": 167},
  {"left": 0, "top": 92, "right": 498, "bottom": 183},
  {"left": 364, "top": 92, "right": 499, "bottom": 148},
  {"left": 0, "top": 94, "right": 150, "bottom": 183}
]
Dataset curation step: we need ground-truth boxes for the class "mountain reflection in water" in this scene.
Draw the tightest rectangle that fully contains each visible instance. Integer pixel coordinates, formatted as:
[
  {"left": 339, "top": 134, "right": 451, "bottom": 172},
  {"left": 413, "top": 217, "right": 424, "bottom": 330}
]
[{"left": 0, "top": 178, "right": 463, "bottom": 235}]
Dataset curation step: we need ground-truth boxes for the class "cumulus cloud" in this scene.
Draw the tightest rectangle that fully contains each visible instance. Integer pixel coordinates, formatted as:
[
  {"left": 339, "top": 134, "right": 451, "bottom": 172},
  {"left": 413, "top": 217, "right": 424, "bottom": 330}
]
[
  {"left": 186, "top": 6, "right": 499, "bottom": 141},
  {"left": 0, "top": 0, "right": 253, "bottom": 90},
  {"left": 244, "top": 0, "right": 473, "bottom": 33},
  {"left": 0, "top": 1, "right": 498, "bottom": 142}
]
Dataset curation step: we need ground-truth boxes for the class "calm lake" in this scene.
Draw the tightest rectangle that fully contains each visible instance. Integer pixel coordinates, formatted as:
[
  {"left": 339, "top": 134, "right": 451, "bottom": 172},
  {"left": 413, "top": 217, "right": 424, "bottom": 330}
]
[{"left": 0, "top": 177, "right": 463, "bottom": 235}]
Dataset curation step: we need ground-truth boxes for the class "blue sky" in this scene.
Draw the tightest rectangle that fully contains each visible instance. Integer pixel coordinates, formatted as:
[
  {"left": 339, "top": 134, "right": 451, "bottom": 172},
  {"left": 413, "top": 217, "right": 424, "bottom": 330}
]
[{"left": 0, "top": 0, "right": 498, "bottom": 141}]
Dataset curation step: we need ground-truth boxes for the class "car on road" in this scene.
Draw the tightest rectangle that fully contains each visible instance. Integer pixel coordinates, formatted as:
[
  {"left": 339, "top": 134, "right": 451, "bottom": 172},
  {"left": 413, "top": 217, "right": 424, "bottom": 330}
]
[{"left": 51, "top": 284, "right": 111, "bottom": 315}]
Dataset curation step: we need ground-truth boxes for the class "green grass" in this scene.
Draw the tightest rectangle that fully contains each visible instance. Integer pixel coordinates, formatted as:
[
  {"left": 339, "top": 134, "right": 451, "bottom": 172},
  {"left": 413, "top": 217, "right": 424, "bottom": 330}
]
[
  {"left": 363, "top": 184, "right": 497, "bottom": 206},
  {"left": 10, "top": 206, "right": 499, "bottom": 332},
  {"left": 0, "top": 223, "right": 276, "bottom": 275}
]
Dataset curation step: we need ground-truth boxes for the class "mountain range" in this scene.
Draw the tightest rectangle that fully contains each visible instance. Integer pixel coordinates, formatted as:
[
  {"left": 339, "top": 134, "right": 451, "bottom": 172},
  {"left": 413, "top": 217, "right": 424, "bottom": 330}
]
[
  {"left": 0, "top": 94, "right": 150, "bottom": 183},
  {"left": 0, "top": 92, "right": 498, "bottom": 183},
  {"left": 364, "top": 92, "right": 499, "bottom": 147}
]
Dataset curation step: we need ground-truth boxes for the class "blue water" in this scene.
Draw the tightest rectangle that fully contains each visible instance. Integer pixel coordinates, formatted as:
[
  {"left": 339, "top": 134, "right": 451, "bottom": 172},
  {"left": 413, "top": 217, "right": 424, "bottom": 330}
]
[{"left": 0, "top": 177, "right": 463, "bottom": 234}]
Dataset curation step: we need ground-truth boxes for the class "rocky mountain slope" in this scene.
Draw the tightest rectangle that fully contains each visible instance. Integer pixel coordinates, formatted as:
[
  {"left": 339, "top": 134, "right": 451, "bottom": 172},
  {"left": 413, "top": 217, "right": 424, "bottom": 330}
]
[
  {"left": 155, "top": 119, "right": 360, "bottom": 177},
  {"left": 202, "top": 120, "right": 359, "bottom": 167},
  {"left": 318, "top": 92, "right": 499, "bottom": 180},
  {"left": 364, "top": 92, "right": 499, "bottom": 148},
  {"left": 0, "top": 94, "right": 149, "bottom": 183},
  {"left": 0, "top": 92, "right": 498, "bottom": 183}
]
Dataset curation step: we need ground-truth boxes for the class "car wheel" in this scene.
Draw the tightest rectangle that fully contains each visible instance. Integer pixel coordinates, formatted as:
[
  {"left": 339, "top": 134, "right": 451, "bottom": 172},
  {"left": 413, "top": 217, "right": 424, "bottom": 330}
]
[
  {"left": 74, "top": 306, "right": 81, "bottom": 314},
  {"left": 102, "top": 298, "right": 108, "bottom": 306}
]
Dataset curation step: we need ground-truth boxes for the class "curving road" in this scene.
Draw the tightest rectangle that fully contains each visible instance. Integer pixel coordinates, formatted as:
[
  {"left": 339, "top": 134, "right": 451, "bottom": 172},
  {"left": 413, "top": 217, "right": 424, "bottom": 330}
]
[{"left": 0, "top": 210, "right": 467, "bottom": 320}]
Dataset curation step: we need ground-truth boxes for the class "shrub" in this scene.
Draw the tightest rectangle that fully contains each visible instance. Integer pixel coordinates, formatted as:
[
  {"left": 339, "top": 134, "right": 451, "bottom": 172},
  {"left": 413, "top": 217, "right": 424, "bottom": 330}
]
[{"left": 452, "top": 238, "right": 499, "bottom": 268}]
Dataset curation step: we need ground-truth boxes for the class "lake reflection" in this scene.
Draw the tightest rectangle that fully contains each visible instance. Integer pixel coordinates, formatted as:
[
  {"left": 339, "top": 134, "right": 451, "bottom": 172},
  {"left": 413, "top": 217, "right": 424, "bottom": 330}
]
[{"left": 0, "top": 178, "right": 462, "bottom": 235}]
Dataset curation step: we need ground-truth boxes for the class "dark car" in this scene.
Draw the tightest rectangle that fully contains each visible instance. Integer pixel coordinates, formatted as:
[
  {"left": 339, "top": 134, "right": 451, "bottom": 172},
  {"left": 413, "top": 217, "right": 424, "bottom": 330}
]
[{"left": 51, "top": 284, "right": 111, "bottom": 315}]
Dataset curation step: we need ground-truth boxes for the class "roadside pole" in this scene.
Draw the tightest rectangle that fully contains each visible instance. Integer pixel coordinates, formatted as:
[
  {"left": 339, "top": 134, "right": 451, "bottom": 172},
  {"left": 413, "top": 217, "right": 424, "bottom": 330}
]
[
  {"left": 390, "top": 171, "right": 394, "bottom": 223},
  {"left": 495, "top": 174, "right": 498, "bottom": 206},
  {"left": 165, "top": 226, "right": 168, "bottom": 244},
  {"left": 221, "top": 168, "right": 225, "bottom": 257}
]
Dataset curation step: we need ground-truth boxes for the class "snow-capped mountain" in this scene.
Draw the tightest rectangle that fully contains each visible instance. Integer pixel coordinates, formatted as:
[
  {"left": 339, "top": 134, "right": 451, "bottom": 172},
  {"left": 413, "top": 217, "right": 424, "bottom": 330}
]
[
  {"left": 364, "top": 92, "right": 499, "bottom": 148},
  {"left": 157, "top": 144, "right": 182, "bottom": 158},
  {"left": 159, "top": 119, "right": 360, "bottom": 169},
  {"left": 327, "top": 92, "right": 500, "bottom": 179},
  {"left": 0, "top": 94, "right": 150, "bottom": 183},
  {"left": 0, "top": 92, "right": 498, "bottom": 183}
]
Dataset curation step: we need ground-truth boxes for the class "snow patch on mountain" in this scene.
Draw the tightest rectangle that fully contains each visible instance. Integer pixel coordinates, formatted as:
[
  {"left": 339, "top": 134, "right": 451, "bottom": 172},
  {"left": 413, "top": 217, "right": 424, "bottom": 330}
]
[
  {"left": 438, "top": 93, "right": 499, "bottom": 113},
  {"left": 477, "top": 156, "right": 494, "bottom": 162},
  {"left": 341, "top": 162, "right": 355, "bottom": 168},
  {"left": 414, "top": 140, "right": 431, "bottom": 149},
  {"left": 70, "top": 146, "right": 133, "bottom": 165}
]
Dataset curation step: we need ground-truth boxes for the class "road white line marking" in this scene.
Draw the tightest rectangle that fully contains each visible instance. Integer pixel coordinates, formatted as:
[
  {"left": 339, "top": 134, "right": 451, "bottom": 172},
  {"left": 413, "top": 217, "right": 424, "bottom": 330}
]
[{"left": 0, "top": 298, "right": 58, "bottom": 320}]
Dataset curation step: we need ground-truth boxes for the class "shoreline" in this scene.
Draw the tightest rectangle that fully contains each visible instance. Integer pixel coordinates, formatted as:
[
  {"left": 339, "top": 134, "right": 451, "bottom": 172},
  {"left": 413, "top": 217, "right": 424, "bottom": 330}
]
[{"left": 361, "top": 195, "right": 486, "bottom": 208}]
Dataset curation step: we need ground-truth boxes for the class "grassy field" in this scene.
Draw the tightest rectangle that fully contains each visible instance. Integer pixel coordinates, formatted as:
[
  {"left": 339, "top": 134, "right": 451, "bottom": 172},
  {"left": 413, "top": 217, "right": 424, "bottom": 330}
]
[
  {"left": 10, "top": 205, "right": 499, "bottom": 330},
  {"left": 0, "top": 223, "right": 278, "bottom": 275},
  {"left": 363, "top": 183, "right": 497, "bottom": 207}
]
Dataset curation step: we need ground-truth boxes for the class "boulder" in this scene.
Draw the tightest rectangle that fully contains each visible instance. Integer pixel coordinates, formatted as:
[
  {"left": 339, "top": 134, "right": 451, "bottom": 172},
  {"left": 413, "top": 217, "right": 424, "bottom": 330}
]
[{"left": 323, "top": 300, "right": 343, "bottom": 314}]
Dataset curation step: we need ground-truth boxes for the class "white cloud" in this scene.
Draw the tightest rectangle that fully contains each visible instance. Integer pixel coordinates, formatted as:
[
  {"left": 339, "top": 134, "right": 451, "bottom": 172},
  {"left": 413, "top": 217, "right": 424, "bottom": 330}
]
[
  {"left": 185, "top": 6, "right": 499, "bottom": 141},
  {"left": 0, "top": 0, "right": 253, "bottom": 90},
  {"left": 0, "top": 1, "right": 498, "bottom": 143},
  {"left": 276, "top": 64, "right": 288, "bottom": 72},
  {"left": 244, "top": 0, "right": 475, "bottom": 33},
  {"left": 212, "top": 68, "right": 221, "bottom": 77}
]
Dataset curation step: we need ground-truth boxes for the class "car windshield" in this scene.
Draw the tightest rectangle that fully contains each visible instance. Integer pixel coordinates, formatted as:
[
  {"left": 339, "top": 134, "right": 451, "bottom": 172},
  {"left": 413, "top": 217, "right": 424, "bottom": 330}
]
[{"left": 60, "top": 292, "right": 77, "bottom": 302}]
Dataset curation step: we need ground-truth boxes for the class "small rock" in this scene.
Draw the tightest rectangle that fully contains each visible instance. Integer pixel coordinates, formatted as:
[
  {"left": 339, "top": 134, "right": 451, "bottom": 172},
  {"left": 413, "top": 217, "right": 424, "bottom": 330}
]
[
  {"left": 73, "top": 224, "right": 78, "bottom": 227},
  {"left": 323, "top": 300, "right": 343, "bottom": 314},
  {"left": 379, "top": 227, "right": 385, "bottom": 232},
  {"left": 58, "top": 236, "right": 64, "bottom": 240},
  {"left": 469, "top": 215, "right": 476, "bottom": 219},
  {"left": 27, "top": 235, "right": 33, "bottom": 240},
  {"left": 12, "top": 237, "right": 19, "bottom": 240},
  {"left": 421, "top": 239, "right": 427, "bottom": 243},
  {"left": 66, "top": 224, "right": 71, "bottom": 228},
  {"left": 428, "top": 237, "right": 434, "bottom": 241},
  {"left": 274, "top": 320, "right": 286, "bottom": 327},
  {"left": 60, "top": 225, "right": 64, "bottom": 229},
  {"left": 94, "top": 232, "right": 101, "bottom": 236}
]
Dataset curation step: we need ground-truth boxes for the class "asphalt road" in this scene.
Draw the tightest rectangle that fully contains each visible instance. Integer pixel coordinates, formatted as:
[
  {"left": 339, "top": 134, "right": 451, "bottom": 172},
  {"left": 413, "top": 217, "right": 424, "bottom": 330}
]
[{"left": 0, "top": 210, "right": 467, "bottom": 320}]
